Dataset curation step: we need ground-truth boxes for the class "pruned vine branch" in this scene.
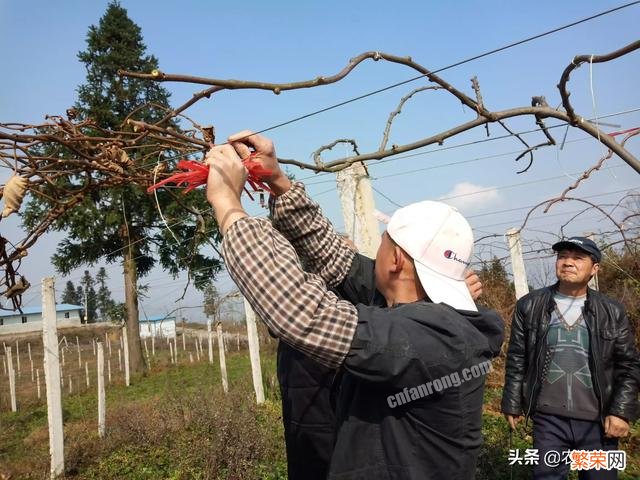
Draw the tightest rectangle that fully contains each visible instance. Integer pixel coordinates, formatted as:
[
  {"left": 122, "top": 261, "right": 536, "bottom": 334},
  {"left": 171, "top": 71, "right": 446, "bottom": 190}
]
[
  {"left": 120, "top": 42, "right": 640, "bottom": 174},
  {"left": 1, "top": 41, "right": 639, "bottom": 309}
]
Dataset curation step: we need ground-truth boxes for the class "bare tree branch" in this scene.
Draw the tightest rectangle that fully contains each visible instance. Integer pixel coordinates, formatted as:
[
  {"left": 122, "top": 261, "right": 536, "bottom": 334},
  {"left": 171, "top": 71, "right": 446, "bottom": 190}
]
[
  {"left": 558, "top": 40, "right": 640, "bottom": 123},
  {"left": 544, "top": 129, "right": 639, "bottom": 212},
  {"left": 2, "top": 41, "right": 639, "bottom": 309},
  {"left": 312, "top": 139, "right": 360, "bottom": 168},
  {"left": 379, "top": 85, "right": 443, "bottom": 151}
]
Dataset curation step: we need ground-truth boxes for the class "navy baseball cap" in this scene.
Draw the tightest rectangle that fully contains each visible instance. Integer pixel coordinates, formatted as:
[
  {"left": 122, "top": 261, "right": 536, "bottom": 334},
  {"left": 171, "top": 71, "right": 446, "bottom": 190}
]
[{"left": 552, "top": 236, "right": 602, "bottom": 262}]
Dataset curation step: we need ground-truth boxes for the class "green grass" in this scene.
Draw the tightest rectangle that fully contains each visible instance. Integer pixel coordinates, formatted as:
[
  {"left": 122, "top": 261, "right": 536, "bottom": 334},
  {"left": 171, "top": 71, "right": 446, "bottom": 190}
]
[
  {"left": 0, "top": 349, "right": 286, "bottom": 479},
  {"left": 1, "top": 351, "right": 637, "bottom": 479}
]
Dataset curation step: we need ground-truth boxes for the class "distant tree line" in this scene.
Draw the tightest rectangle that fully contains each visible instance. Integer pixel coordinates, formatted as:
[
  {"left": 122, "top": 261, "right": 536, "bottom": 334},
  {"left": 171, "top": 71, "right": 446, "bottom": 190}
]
[{"left": 60, "top": 267, "right": 124, "bottom": 323}]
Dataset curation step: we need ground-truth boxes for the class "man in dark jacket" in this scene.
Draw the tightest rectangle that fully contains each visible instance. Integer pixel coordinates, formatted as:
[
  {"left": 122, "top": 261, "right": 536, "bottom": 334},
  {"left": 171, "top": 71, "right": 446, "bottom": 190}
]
[
  {"left": 275, "top": 237, "right": 356, "bottom": 480},
  {"left": 277, "top": 271, "right": 484, "bottom": 480},
  {"left": 276, "top": 341, "right": 337, "bottom": 480},
  {"left": 501, "top": 237, "right": 640, "bottom": 479},
  {"left": 205, "top": 130, "right": 504, "bottom": 479}
]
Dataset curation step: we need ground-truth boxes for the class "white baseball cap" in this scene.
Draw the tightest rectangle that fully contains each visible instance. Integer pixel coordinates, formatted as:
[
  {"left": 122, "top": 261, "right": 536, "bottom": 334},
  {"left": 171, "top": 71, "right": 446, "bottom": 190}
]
[{"left": 386, "top": 201, "right": 477, "bottom": 312}]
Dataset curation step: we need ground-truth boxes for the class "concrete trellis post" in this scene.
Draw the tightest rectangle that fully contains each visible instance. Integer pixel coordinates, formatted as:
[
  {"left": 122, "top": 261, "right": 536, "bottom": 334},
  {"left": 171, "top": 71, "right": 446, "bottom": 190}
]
[
  {"left": 174, "top": 338, "right": 179, "bottom": 364},
  {"left": 336, "top": 161, "right": 381, "bottom": 258},
  {"left": 92, "top": 339, "right": 96, "bottom": 356},
  {"left": 85, "top": 361, "right": 90, "bottom": 388},
  {"left": 36, "top": 368, "right": 41, "bottom": 400},
  {"left": 207, "top": 319, "right": 214, "bottom": 364},
  {"left": 97, "top": 342, "right": 105, "bottom": 438},
  {"left": 122, "top": 326, "right": 130, "bottom": 387},
  {"left": 29, "top": 342, "right": 34, "bottom": 382},
  {"left": 189, "top": 352, "right": 194, "bottom": 363},
  {"left": 236, "top": 333, "right": 240, "bottom": 351},
  {"left": 195, "top": 338, "right": 200, "bottom": 361},
  {"left": 68, "top": 375, "right": 72, "bottom": 395},
  {"left": 107, "top": 359, "right": 112, "bottom": 384},
  {"left": 169, "top": 341, "right": 175, "bottom": 365},
  {"left": 60, "top": 347, "right": 65, "bottom": 367},
  {"left": 151, "top": 335, "right": 155, "bottom": 356},
  {"left": 243, "top": 299, "right": 265, "bottom": 404},
  {"left": 216, "top": 322, "right": 228, "bottom": 393},
  {"left": 506, "top": 228, "right": 529, "bottom": 300},
  {"left": 15, "top": 340, "right": 20, "bottom": 377},
  {"left": 76, "top": 336, "right": 81, "bottom": 368},
  {"left": 182, "top": 332, "right": 186, "bottom": 352},
  {"left": 42, "top": 277, "right": 64, "bottom": 478},
  {"left": 3, "top": 355, "right": 6, "bottom": 375},
  {"left": 118, "top": 348, "right": 122, "bottom": 371},
  {"left": 7, "top": 347, "right": 17, "bottom": 412}
]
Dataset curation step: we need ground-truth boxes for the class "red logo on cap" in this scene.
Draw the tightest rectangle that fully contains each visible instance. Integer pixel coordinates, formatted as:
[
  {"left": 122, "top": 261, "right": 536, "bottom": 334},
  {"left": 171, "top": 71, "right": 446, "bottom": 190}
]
[{"left": 443, "top": 249, "right": 470, "bottom": 266}]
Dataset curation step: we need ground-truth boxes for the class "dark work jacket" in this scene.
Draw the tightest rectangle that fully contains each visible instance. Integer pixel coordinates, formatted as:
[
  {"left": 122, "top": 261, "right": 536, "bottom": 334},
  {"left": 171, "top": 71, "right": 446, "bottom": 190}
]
[
  {"left": 328, "top": 254, "right": 504, "bottom": 480},
  {"left": 501, "top": 284, "right": 640, "bottom": 424},
  {"left": 277, "top": 340, "right": 337, "bottom": 480}
]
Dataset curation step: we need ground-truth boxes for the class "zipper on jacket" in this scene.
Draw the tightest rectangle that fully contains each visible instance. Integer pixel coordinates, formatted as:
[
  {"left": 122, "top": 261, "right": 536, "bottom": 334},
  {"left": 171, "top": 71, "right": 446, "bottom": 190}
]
[{"left": 583, "top": 302, "right": 605, "bottom": 425}]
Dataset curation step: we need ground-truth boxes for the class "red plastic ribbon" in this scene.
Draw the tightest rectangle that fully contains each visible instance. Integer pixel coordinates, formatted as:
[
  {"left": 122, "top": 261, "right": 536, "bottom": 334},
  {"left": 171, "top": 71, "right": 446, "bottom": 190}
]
[{"left": 147, "top": 152, "right": 273, "bottom": 198}]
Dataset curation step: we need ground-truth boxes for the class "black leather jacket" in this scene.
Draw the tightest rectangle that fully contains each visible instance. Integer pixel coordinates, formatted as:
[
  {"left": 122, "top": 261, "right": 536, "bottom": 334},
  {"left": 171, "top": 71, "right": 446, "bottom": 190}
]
[{"left": 501, "top": 284, "right": 640, "bottom": 423}]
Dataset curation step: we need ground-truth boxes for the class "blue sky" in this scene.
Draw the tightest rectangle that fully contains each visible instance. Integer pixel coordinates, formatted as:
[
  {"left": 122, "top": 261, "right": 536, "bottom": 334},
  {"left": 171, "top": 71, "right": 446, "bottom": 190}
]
[{"left": 1, "top": 0, "right": 639, "bottom": 319}]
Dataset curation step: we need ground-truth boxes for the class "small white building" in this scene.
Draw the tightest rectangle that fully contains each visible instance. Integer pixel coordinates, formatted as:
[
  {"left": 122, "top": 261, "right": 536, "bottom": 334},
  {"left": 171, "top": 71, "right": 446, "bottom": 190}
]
[
  {"left": 0, "top": 304, "right": 83, "bottom": 334},
  {"left": 139, "top": 315, "right": 176, "bottom": 338}
]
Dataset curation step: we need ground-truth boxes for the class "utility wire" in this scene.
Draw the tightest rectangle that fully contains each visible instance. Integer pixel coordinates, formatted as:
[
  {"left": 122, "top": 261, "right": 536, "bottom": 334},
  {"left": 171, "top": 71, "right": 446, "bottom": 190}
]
[
  {"left": 14, "top": 5, "right": 639, "bottom": 279},
  {"left": 16, "top": 8, "right": 640, "bottom": 303},
  {"left": 467, "top": 187, "right": 637, "bottom": 220},
  {"left": 370, "top": 163, "right": 629, "bottom": 209},
  {"left": 302, "top": 107, "right": 640, "bottom": 185},
  {"left": 68, "top": 110, "right": 639, "bottom": 293},
  {"left": 248, "top": 2, "right": 640, "bottom": 137},
  {"left": 115, "top": 4, "right": 640, "bottom": 175}
]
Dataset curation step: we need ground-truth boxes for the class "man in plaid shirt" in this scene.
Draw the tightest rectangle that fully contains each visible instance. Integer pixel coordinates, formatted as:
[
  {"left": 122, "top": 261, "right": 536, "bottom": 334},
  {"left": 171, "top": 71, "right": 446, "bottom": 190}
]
[{"left": 205, "top": 131, "right": 504, "bottom": 479}]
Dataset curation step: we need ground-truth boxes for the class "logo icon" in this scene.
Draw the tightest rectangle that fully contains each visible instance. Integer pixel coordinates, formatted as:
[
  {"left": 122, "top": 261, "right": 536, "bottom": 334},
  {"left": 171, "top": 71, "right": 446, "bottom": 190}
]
[{"left": 443, "top": 249, "right": 470, "bottom": 266}]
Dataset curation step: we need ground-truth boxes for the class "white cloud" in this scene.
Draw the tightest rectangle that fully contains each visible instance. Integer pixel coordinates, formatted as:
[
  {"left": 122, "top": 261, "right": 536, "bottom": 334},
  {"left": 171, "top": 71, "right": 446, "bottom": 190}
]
[{"left": 439, "top": 182, "right": 501, "bottom": 213}]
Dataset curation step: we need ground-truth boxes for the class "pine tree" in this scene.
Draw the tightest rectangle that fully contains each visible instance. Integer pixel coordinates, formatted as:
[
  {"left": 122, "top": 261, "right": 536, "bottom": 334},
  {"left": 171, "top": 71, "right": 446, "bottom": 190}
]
[
  {"left": 96, "top": 267, "right": 117, "bottom": 320},
  {"left": 477, "top": 256, "right": 515, "bottom": 316},
  {"left": 22, "top": 1, "right": 222, "bottom": 374},
  {"left": 75, "top": 285, "right": 85, "bottom": 305},
  {"left": 80, "top": 270, "right": 98, "bottom": 322},
  {"left": 203, "top": 283, "right": 220, "bottom": 319},
  {"left": 61, "top": 280, "right": 81, "bottom": 305}
]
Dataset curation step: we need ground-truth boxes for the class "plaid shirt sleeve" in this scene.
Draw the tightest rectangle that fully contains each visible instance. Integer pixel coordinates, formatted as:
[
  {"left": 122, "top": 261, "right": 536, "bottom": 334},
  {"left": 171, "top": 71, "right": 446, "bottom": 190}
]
[
  {"left": 269, "top": 182, "right": 355, "bottom": 287},
  {"left": 222, "top": 216, "right": 358, "bottom": 368}
]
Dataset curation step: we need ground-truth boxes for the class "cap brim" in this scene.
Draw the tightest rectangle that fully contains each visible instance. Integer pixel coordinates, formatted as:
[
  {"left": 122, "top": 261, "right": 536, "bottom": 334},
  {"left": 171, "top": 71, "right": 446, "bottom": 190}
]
[
  {"left": 552, "top": 240, "right": 583, "bottom": 252},
  {"left": 552, "top": 241, "right": 600, "bottom": 261},
  {"left": 414, "top": 262, "right": 478, "bottom": 312}
]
